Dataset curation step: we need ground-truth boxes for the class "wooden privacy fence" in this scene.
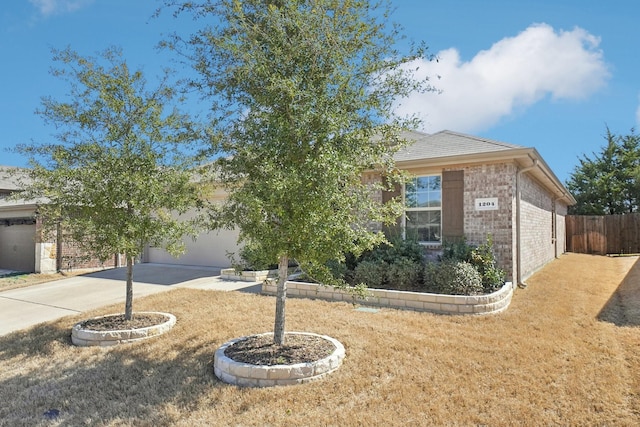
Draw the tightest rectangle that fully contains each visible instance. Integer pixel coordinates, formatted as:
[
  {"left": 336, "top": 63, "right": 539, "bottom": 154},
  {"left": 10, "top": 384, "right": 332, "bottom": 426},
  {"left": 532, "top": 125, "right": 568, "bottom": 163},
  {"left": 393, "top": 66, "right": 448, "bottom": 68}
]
[{"left": 566, "top": 213, "right": 640, "bottom": 255}]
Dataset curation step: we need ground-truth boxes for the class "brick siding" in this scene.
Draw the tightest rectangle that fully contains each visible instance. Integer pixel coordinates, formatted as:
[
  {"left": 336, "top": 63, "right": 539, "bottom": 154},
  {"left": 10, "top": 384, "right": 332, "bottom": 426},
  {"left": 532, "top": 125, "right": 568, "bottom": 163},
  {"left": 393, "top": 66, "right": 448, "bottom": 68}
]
[
  {"left": 368, "top": 161, "right": 569, "bottom": 284},
  {"left": 455, "top": 163, "right": 517, "bottom": 280},
  {"left": 36, "top": 216, "right": 120, "bottom": 272},
  {"left": 519, "top": 173, "right": 569, "bottom": 281}
]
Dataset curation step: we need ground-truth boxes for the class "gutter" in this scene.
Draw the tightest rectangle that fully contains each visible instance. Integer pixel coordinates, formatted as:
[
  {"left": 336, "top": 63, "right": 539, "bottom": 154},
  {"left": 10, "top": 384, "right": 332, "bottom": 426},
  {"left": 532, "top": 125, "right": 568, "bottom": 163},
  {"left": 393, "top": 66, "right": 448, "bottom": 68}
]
[{"left": 516, "top": 158, "right": 538, "bottom": 288}]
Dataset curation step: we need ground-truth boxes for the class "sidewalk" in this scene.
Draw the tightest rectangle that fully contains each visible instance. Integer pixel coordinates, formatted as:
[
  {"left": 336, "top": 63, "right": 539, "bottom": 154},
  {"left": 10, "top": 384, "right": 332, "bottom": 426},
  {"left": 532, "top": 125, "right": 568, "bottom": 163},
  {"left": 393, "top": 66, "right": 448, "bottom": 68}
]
[{"left": 0, "top": 263, "right": 261, "bottom": 337}]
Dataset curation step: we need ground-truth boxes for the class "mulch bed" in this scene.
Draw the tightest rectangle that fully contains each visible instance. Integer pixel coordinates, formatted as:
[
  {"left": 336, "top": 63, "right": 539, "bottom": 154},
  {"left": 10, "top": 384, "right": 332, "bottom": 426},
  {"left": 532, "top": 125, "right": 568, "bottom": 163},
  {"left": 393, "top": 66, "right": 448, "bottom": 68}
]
[
  {"left": 79, "top": 313, "right": 169, "bottom": 331},
  {"left": 224, "top": 333, "right": 336, "bottom": 366}
]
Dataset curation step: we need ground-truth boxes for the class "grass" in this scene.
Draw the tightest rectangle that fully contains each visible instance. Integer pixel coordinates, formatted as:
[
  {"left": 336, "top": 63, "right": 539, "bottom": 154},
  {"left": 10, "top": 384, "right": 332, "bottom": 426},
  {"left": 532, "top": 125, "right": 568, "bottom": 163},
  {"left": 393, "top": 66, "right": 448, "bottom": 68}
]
[{"left": 0, "top": 253, "right": 639, "bottom": 425}]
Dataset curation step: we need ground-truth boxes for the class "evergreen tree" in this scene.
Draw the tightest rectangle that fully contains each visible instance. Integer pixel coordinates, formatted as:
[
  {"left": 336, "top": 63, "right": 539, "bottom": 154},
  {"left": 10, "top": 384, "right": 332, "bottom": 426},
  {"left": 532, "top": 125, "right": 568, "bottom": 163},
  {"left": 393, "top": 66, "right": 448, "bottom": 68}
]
[{"left": 567, "top": 127, "right": 640, "bottom": 215}]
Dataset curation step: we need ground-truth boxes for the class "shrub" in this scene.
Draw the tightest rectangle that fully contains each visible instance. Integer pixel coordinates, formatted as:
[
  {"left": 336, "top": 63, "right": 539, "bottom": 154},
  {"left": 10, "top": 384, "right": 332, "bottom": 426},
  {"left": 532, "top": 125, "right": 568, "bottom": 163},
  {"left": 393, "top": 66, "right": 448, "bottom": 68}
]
[
  {"left": 440, "top": 239, "right": 474, "bottom": 262},
  {"left": 470, "top": 236, "right": 506, "bottom": 292},
  {"left": 439, "top": 235, "right": 505, "bottom": 293},
  {"left": 424, "top": 260, "right": 483, "bottom": 295},
  {"left": 352, "top": 260, "right": 388, "bottom": 288},
  {"left": 326, "top": 259, "right": 348, "bottom": 280},
  {"left": 386, "top": 258, "right": 423, "bottom": 290},
  {"left": 330, "top": 235, "right": 503, "bottom": 295},
  {"left": 228, "top": 241, "right": 277, "bottom": 271},
  {"left": 360, "top": 236, "right": 425, "bottom": 265}
]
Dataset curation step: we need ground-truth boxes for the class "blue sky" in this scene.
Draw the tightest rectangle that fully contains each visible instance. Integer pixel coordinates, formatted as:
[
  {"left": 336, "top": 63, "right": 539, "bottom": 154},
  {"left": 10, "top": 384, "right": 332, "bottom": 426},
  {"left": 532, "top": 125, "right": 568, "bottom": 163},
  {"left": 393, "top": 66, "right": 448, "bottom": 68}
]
[{"left": 1, "top": 0, "right": 638, "bottom": 183}]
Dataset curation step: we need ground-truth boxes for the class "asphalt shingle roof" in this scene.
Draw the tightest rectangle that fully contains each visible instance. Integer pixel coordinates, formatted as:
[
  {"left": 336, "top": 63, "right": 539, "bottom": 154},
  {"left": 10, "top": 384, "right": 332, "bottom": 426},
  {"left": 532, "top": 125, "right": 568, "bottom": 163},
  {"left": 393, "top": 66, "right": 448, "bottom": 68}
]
[
  {"left": 394, "top": 130, "right": 526, "bottom": 162},
  {"left": 0, "top": 166, "right": 27, "bottom": 191}
]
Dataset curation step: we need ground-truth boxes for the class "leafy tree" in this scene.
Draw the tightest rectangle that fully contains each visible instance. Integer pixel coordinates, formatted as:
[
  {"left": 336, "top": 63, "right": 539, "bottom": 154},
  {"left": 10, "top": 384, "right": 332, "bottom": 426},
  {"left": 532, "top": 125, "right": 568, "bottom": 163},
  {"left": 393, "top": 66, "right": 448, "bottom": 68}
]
[
  {"left": 14, "top": 47, "right": 204, "bottom": 320},
  {"left": 567, "top": 127, "right": 640, "bottom": 215},
  {"left": 163, "top": 0, "right": 435, "bottom": 344}
]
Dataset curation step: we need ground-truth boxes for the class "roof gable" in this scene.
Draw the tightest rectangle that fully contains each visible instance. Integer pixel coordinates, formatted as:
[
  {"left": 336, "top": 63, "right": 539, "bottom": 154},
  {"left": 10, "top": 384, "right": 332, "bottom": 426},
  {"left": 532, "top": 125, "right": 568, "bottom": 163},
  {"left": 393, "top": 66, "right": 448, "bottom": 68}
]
[{"left": 394, "top": 130, "right": 525, "bottom": 162}]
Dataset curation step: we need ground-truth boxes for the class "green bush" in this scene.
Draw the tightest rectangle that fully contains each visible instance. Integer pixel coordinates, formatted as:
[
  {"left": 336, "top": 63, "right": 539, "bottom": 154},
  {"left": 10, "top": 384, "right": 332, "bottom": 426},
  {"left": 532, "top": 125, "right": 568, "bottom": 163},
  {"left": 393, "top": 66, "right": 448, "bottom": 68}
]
[
  {"left": 352, "top": 260, "right": 388, "bottom": 288},
  {"left": 440, "top": 236, "right": 505, "bottom": 292},
  {"left": 440, "top": 239, "right": 474, "bottom": 262},
  {"left": 469, "top": 236, "right": 505, "bottom": 292},
  {"left": 228, "top": 241, "right": 277, "bottom": 271},
  {"left": 360, "top": 236, "right": 425, "bottom": 265},
  {"left": 330, "top": 235, "right": 503, "bottom": 295},
  {"left": 386, "top": 258, "right": 423, "bottom": 290},
  {"left": 326, "top": 259, "right": 348, "bottom": 280},
  {"left": 424, "top": 260, "right": 483, "bottom": 295}
]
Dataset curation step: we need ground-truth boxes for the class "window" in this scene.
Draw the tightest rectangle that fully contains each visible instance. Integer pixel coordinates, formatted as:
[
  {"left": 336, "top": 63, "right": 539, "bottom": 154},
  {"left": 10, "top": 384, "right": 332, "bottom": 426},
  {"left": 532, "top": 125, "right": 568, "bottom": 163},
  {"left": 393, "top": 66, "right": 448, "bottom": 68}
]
[{"left": 404, "top": 175, "right": 441, "bottom": 243}]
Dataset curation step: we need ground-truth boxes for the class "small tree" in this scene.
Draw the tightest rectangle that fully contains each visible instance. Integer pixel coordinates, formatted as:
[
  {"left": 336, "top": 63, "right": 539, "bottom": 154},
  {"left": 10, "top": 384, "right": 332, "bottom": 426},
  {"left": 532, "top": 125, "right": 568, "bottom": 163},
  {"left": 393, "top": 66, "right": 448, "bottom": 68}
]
[
  {"left": 163, "top": 0, "right": 435, "bottom": 344},
  {"left": 14, "top": 47, "right": 204, "bottom": 320}
]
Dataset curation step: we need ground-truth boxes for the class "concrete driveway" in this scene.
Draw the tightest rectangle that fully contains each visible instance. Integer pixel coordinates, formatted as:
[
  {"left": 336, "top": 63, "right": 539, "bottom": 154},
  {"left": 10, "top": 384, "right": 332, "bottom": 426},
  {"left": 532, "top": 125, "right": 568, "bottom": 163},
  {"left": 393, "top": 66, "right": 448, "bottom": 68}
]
[{"left": 0, "top": 263, "right": 261, "bottom": 337}]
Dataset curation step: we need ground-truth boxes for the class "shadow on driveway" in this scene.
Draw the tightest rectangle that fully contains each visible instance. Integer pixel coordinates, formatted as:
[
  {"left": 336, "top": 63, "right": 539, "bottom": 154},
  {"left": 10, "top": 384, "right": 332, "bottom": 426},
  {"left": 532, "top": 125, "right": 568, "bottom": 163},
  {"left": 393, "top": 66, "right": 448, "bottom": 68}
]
[{"left": 84, "top": 263, "right": 222, "bottom": 286}]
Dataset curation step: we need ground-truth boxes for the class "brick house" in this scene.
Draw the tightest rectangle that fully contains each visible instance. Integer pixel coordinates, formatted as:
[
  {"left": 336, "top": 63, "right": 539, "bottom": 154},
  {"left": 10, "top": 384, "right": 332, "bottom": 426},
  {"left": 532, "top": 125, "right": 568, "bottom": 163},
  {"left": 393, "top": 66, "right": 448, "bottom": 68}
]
[
  {"left": 147, "top": 129, "right": 574, "bottom": 286},
  {"left": 364, "top": 130, "right": 576, "bottom": 285},
  {"left": 2, "top": 130, "right": 575, "bottom": 284}
]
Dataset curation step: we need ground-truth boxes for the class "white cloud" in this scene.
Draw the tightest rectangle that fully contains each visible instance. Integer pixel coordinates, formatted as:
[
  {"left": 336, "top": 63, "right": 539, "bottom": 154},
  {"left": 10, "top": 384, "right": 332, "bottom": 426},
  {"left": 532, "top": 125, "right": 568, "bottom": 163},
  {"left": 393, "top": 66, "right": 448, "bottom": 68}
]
[
  {"left": 29, "top": 0, "right": 93, "bottom": 17},
  {"left": 394, "top": 23, "right": 610, "bottom": 133}
]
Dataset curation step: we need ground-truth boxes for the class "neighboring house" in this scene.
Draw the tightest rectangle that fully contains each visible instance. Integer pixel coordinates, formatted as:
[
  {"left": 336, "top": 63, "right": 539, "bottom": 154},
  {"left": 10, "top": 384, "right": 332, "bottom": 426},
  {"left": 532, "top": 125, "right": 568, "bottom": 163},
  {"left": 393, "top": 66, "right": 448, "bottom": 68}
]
[
  {"left": 0, "top": 169, "right": 41, "bottom": 273},
  {"left": 364, "top": 130, "right": 576, "bottom": 285},
  {"left": 0, "top": 167, "right": 120, "bottom": 273}
]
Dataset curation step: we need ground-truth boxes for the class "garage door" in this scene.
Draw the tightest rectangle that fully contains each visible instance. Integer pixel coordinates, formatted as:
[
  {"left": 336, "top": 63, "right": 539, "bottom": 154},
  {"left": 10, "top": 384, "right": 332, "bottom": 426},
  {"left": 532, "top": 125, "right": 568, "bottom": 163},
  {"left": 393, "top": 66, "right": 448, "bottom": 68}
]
[
  {"left": 146, "top": 227, "right": 241, "bottom": 268},
  {"left": 0, "top": 223, "right": 36, "bottom": 272}
]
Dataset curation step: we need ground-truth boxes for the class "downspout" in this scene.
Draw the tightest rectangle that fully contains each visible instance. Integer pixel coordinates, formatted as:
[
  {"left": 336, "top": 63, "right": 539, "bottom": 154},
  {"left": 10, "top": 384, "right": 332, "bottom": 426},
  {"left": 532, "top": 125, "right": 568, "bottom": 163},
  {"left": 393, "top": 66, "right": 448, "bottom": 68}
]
[
  {"left": 552, "top": 197, "right": 558, "bottom": 259},
  {"left": 516, "top": 159, "right": 538, "bottom": 288}
]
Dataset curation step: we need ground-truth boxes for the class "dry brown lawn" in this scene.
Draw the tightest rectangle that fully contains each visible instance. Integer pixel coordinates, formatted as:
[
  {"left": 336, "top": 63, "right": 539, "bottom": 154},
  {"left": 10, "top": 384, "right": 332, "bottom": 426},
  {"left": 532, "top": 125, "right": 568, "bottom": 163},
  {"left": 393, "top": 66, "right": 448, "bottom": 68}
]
[
  {"left": 0, "top": 270, "right": 88, "bottom": 292},
  {"left": 0, "top": 253, "right": 639, "bottom": 426}
]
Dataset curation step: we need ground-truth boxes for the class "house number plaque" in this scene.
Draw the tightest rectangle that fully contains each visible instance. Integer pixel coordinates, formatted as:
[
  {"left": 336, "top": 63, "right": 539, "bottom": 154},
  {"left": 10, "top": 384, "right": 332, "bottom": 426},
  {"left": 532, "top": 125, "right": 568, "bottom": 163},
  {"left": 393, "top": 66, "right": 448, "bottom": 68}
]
[{"left": 475, "top": 197, "right": 499, "bottom": 211}]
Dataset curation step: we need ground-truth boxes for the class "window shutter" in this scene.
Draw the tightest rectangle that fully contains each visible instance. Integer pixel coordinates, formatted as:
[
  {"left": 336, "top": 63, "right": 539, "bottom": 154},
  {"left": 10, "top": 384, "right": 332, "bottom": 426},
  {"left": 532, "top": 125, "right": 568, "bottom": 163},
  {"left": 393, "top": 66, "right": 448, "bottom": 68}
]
[
  {"left": 382, "top": 179, "right": 402, "bottom": 237},
  {"left": 442, "top": 170, "right": 464, "bottom": 241}
]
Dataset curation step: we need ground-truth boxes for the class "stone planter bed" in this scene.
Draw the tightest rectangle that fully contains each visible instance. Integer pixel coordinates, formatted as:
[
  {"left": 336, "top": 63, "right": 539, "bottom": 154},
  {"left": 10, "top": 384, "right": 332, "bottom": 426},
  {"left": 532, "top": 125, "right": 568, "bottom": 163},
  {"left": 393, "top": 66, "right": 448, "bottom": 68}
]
[
  {"left": 220, "top": 268, "right": 278, "bottom": 282},
  {"left": 262, "top": 280, "right": 515, "bottom": 315},
  {"left": 71, "top": 312, "right": 177, "bottom": 347},
  {"left": 214, "top": 332, "right": 345, "bottom": 387}
]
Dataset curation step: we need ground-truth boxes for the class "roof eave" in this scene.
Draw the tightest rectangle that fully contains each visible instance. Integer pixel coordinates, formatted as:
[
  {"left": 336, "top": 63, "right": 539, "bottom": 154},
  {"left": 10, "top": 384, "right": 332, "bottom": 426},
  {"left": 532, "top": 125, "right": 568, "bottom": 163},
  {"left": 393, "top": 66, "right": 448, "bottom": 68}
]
[
  {"left": 394, "top": 147, "right": 535, "bottom": 169},
  {"left": 395, "top": 147, "right": 576, "bottom": 206}
]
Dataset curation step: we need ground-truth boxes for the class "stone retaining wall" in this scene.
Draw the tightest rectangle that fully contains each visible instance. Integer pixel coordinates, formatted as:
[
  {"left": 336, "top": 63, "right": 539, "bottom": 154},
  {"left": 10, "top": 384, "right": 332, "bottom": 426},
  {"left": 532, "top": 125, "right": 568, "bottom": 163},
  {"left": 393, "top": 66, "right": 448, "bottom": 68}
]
[
  {"left": 220, "top": 268, "right": 276, "bottom": 282},
  {"left": 262, "top": 281, "right": 515, "bottom": 315},
  {"left": 71, "top": 312, "right": 176, "bottom": 347},
  {"left": 214, "top": 332, "right": 346, "bottom": 387}
]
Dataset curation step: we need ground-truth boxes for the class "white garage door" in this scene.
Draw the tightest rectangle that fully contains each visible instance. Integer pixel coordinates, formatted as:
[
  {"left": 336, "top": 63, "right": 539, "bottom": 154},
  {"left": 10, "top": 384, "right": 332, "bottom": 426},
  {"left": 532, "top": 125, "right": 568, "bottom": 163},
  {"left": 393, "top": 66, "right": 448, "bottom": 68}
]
[
  {"left": 0, "top": 223, "right": 36, "bottom": 272},
  {"left": 147, "top": 227, "right": 241, "bottom": 268}
]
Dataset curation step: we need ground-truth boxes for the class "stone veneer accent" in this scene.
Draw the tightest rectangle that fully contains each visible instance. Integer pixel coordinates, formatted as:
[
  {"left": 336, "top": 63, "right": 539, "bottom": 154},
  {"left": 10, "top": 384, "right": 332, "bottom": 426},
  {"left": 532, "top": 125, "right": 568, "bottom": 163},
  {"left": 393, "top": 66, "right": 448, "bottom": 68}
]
[
  {"left": 263, "top": 280, "right": 515, "bottom": 315},
  {"left": 71, "top": 312, "right": 176, "bottom": 347},
  {"left": 214, "top": 332, "right": 346, "bottom": 387}
]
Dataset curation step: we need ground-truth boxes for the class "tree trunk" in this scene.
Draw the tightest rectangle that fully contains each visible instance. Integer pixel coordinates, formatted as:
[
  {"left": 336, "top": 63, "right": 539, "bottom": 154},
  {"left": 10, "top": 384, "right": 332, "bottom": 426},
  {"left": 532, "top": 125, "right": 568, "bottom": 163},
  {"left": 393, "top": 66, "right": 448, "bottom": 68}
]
[
  {"left": 125, "top": 255, "right": 134, "bottom": 320},
  {"left": 273, "top": 254, "right": 288, "bottom": 346}
]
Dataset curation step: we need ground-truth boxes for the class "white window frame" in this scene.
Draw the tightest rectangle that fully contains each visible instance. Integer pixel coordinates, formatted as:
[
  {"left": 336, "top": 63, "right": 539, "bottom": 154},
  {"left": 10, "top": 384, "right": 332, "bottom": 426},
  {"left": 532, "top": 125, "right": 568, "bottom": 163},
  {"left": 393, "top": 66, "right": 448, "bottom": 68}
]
[{"left": 403, "top": 174, "right": 442, "bottom": 244}]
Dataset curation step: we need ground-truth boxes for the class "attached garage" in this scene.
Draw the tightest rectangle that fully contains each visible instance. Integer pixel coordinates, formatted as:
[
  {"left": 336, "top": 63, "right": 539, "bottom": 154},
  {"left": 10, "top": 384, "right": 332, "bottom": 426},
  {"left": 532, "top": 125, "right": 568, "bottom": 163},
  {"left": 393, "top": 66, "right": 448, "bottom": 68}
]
[
  {"left": 0, "top": 220, "right": 36, "bottom": 272},
  {"left": 146, "top": 227, "right": 240, "bottom": 268}
]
